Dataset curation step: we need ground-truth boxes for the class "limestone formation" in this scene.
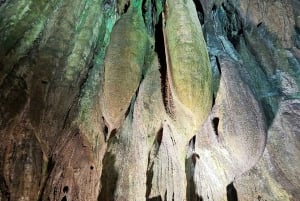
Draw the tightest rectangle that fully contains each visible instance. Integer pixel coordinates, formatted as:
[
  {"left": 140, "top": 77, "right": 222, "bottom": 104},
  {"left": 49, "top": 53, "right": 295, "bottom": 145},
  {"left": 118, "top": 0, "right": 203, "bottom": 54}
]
[
  {"left": 0, "top": 0, "right": 300, "bottom": 200},
  {"left": 163, "top": 0, "right": 213, "bottom": 140},
  {"left": 101, "top": 3, "right": 148, "bottom": 139}
]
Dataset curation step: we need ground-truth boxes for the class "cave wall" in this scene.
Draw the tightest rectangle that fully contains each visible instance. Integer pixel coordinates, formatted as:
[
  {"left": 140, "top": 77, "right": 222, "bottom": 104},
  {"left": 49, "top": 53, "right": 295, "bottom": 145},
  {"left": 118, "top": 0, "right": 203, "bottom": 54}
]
[{"left": 0, "top": 0, "right": 299, "bottom": 200}]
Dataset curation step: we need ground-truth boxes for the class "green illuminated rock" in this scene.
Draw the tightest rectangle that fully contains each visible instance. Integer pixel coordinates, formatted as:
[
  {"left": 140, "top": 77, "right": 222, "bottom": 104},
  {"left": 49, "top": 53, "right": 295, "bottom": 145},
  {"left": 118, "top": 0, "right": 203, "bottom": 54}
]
[
  {"left": 164, "top": 0, "right": 213, "bottom": 138},
  {"left": 101, "top": 4, "right": 147, "bottom": 137}
]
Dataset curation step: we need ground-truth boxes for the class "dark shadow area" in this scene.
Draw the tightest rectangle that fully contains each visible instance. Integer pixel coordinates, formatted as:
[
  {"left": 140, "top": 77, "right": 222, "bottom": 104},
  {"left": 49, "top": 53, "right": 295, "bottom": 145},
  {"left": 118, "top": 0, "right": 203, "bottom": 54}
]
[
  {"left": 156, "top": 127, "right": 163, "bottom": 145},
  {"left": 147, "top": 195, "right": 163, "bottom": 201},
  {"left": 197, "top": 195, "right": 204, "bottom": 201},
  {"left": 37, "top": 157, "right": 56, "bottom": 201},
  {"left": 109, "top": 128, "right": 117, "bottom": 140},
  {"left": 215, "top": 56, "right": 221, "bottom": 74},
  {"left": 61, "top": 195, "right": 67, "bottom": 201},
  {"left": 0, "top": 72, "right": 28, "bottom": 130},
  {"left": 102, "top": 117, "right": 118, "bottom": 141},
  {"left": 146, "top": 162, "right": 154, "bottom": 199},
  {"left": 192, "top": 153, "right": 200, "bottom": 166},
  {"left": 212, "top": 94, "right": 216, "bottom": 107},
  {"left": 296, "top": 25, "right": 300, "bottom": 35},
  {"left": 41, "top": 80, "right": 48, "bottom": 84},
  {"left": 98, "top": 152, "right": 118, "bottom": 201},
  {"left": 155, "top": 14, "right": 167, "bottom": 109},
  {"left": 212, "top": 4, "right": 217, "bottom": 13},
  {"left": 154, "top": 13, "right": 174, "bottom": 117},
  {"left": 221, "top": 2, "right": 243, "bottom": 48},
  {"left": 0, "top": 174, "right": 10, "bottom": 201},
  {"left": 63, "top": 186, "right": 69, "bottom": 194},
  {"left": 257, "top": 22, "right": 263, "bottom": 28},
  {"left": 212, "top": 56, "right": 221, "bottom": 105},
  {"left": 261, "top": 99, "right": 276, "bottom": 127},
  {"left": 142, "top": 0, "right": 160, "bottom": 35},
  {"left": 164, "top": 191, "right": 168, "bottom": 200},
  {"left": 189, "top": 135, "right": 196, "bottom": 151},
  {"left": 123, "top": 1, "right": 130, "bottom": 13},
  {"left": 0, "top": 0, "right": 6, "bottom": 7},
  {"left": 185, "top": 151, "right": 197, "bottom": 201},
  {"left": 212, "top": 117, "right": 219, "bottom": 137},
  {"left": 103, "top": 125, "right": 108, "bottom": 136},
  {"left": 237, "top": 29, "right": 243, "bottom": 36},
  {"left": 192, "top": 0, "right": 205, "bottom": 25},
  {"left": 226, "top": 182, "right": 238, "bottom": 201}
]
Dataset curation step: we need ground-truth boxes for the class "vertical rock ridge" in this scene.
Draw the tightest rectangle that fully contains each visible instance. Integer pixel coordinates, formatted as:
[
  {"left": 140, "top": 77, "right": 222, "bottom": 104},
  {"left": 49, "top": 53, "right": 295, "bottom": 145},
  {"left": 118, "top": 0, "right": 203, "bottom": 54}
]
[
  {"left": 101, "top": 3, "right": 148, "bottom": 139},
  {"left": 163, "top": 0, "right": 213, "bottom": 140}
]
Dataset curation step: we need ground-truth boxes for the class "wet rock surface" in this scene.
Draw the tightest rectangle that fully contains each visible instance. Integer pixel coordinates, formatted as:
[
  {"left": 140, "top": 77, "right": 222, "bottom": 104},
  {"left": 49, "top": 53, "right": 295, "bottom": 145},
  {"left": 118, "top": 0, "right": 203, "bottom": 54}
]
[{"left": 0, "top": 0, "right": 300, "bottom": 200}]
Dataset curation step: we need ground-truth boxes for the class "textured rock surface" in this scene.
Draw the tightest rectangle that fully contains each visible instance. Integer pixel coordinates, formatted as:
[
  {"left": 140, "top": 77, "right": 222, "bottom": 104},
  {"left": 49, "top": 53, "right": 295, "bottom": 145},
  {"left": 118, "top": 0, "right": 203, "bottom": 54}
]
[
  {"left": 101, "top": 3, "right": 148, "bottom": 137},
  {"left": 0, "top": 0, "right": 300, "bottom": 200},
  {"left": 190, "top": 56, "right": 266, "bottom": 200},
  {"left": 235, "top": 99, "right": 300, "bottom": 201},
  {"left": 163, "top": 0, "right": 213, "bottom": 139}
]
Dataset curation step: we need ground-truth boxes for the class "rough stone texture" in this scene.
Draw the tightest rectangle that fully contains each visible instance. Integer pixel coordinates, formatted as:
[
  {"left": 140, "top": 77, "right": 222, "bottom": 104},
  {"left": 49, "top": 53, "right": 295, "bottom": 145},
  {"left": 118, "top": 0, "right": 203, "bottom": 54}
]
[
  {"left": 101, "top": 5, "right": 148, "bottom": 138},
  {"left": 239, "top": 0, "right": 295, "bottom": 48},
  {"left": 0, "top": 0, "right": 114, "bottom": 200},
  {"left": 164, "top": 0, "right": 213, "bottom": 140},
  {"left": 0, "top": 0, "right": 300, "bottom": 200},
  {"left": 235, "top": 99, "right": 300, "bottom": 201},
  {"left": 190, "top": 56, "right": 267, "bottom": 200}
]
